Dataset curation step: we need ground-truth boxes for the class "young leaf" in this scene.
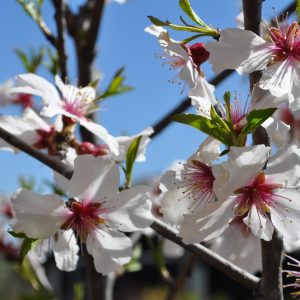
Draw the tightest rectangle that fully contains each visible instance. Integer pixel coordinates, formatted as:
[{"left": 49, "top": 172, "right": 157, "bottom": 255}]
[
  {"left": 297, "top": 0, "right": 300, "bottom": 20},
  {"left": 101, "top": 67, "right": 134, "bottom": 100},
  {"left": 223, "top": 91, "right": 232, "bottom": 123},
  {"left": 19, "top": 237, "right": 40, "bottom": 265},
  {"left": 173, "top": 113, "right": 233, "bottom": 146},
  {"left": 9, "top": 231, "right": 39, "bottom": 264},
  {"left": 242, "top": 108, "right": 277, "bottom": 134},
  {"left": 179, "top": 0, "right": 205, "bottom": 26},
  {"left": 125, "top": 135, "right": 142, "bottom": 187}
]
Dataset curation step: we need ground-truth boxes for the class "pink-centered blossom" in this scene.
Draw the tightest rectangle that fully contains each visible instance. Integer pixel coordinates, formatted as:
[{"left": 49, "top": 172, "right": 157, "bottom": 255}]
[
  {"left": 160, "top": 137, "right": 220, "bottom": 226},
  {"left": 11, "top": 155, "right": 153, "bottom": 274},
  {"left": 145, "top": 25, "right": 209, "bottom": 89},
  {"left": 206, "top": 21, "right": 300, "bottom": 110},
  {"left": 11, "top": 73, "right": 119, "bottom": 155},
  {"left": 180, "top": 144, "right": 300, "bottom": 244}
]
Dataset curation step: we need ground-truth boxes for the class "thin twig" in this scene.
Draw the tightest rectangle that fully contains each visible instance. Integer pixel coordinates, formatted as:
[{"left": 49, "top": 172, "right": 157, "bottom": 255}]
[
  {"left": 243, "top": 0, "right": 284, "bottom": 299},
  {"left": 52, "top": 0, "right": 68, "bottom": 80},
  {"left": 0, "top": 126, "right": 260, "bottom": 292}
]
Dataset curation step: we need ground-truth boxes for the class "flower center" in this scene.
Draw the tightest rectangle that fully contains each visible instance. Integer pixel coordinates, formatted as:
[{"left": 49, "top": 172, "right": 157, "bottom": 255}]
[
  {"left": 63, "top": 87, "right": 95, "bottom": 118},
  {"left": 62, "top": 199, "right": 106, "bottom": 241},
  {"left": 269, "top": 22, "right": 300, "bottom": 63},
  {"left": 233, "top": 172, "right": 283, "bottom": 216},
  {"left": 187, "top": 42, "right": 210, "bottom": 67},
  {"left": 177, "top": 160, "right": 215, "bottom": 213}
]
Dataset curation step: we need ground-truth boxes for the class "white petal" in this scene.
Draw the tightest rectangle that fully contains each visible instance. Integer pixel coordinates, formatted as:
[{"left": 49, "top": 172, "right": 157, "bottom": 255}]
[
  {"left": 145, "top": 25, "right": 167, "bottom": 37},
  {"left": 53, "top": 230, "right": 79, "bottom": 272},
  {"left": 243, "top": 205, "right": 274, "bottom": 241},
  {"left": 262, "top": 117, "right": 290, "bottom": 147},
  {"left": 251, "top": 83, "right": 288, "bottom": 110},
  {"left": 209, "top": 221, "right": 261, "bottom": 273},
  {"left": 70, "top": 155, "right": 119, "bottom": 201},
  {"left": 12, "top": 73, "right": 60, "bottom": 105},
  {"left": 188, "top": 136, "right": 221, "bottom": 165},
  {"left": 180, "top": 199, "right": 235, "bottom": 244},
  {"left": 289, "top": 65, "right": 300, "bottom": 111},
  {"left": 111, "top": 127, "right": 154, "bottom": 162},
  {"left": 189, "top": 77, "right": 217, "bottom": 118},
  {"left": 206, "top": 28, "right": 271, "bottom": 74},
  {"left": 0, "top": 79, "right": 14, "bottom": 106},
  {"left": 86, "top": 229, "right": 132, "bottom": 275},
  {"left": 266, "top": 144, "right": 300, "bottom": 187},
  {"left": 259, "top": 60, "right": 293, "bottom": 96},
  {"left": 213, "top": 145, "right": 270, "bottom": 201},
  {"left": 160, "top": 187, "right": 193, "bottom": 225},
  {"left": 107, "top": 185, "right": 153, "bottom": 231},
  {"left": 270, "top": 188, "right": 300, "bottom": 242},
  {"left": 79, "top": 119, "right": 119, "bottom": 155},
  {"left": 11, "top": 189, "right": 68, "bottom": 239}
]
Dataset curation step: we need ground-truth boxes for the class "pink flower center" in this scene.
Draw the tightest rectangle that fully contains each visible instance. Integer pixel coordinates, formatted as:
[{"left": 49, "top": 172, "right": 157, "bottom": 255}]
[
  {"left": 233, "top": 172, "right": 284, "bottom": 217},
  {"left": 270, "top": 22, "right": 300, "bottom": 62},
  {"left": 177, "top": 160, "right": 215, "bottom": 213},
  {"left": 62, "top": 87, "right": 95, "bottom": 118},
  {"left": 62, "top": 199, "right": 106, "bottom": 241}
]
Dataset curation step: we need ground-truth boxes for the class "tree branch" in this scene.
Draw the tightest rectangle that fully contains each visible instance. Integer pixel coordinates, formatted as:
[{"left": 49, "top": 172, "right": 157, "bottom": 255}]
[
  {"left": 52, "top": 0, "right": 68, "bottom": 80},
  {"left": 243, "top": 0, "right": 284, "bottom": 299}
]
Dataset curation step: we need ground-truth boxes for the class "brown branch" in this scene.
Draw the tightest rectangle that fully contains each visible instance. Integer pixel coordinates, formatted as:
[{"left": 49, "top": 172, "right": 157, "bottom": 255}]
[
  {"left": 52, "top": 0, "right": 68, "bottom": 80},
  {"left": 243, "top": 0, "right": 284, "bottom": 299},
  {"left": 0, "top": 126, "right": 260, "bottom": 292}
]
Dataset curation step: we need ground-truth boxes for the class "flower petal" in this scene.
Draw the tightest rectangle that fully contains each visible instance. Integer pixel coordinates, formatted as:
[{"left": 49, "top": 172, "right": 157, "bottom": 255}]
[
  {"left": 69, "top": 155, "right": 119, "bottom": 202},
  {"left": 86, "top": 229, "right": 132, "bottom": 275},
  {"left": 270, "top": 188, "right": 300, "bottom": 242},
  {"left": 11, "top": 189, "right": 68, "bottom": 239},
  {"left": 189, "top": 77, "right": 217, "bottom": 118},
  {"left": 79, "top": 119, "right": 119, "bottom": 155},
  {"left": 53, "top": 230, "right": 79, "bottom": 272},
  {"left": 12, "top": 73, "right": 60, "bottom": 105},
  {"left": 266, "top": 144, "right": 300, "bottom": 187},
  {"left": 206, "top": 28, "right": 271, "bottom": 74},
  {"left": 111, "top": 127, "right": 154, "bottom": 162},
  {"left": 180, "top": 199, "right": 235, "bottom": 244},
  {"left": 213, "top": 145, "right": 270, "bottom": 201},
  {"left": 107, "top": 185, "right": 153, "bottom": 231},
  {"left": 243, "top": 204, "right": 274, "bottom": 241}
]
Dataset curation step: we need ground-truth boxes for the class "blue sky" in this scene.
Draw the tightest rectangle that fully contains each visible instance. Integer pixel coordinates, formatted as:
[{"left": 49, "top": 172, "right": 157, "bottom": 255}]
[{"left": 0, "top": 0, "right": 290, "bottom": 194}]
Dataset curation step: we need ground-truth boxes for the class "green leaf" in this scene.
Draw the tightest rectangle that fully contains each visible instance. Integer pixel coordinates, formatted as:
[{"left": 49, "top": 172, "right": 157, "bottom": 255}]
[
  {"left": 173, "top": 113, "right": 233, "bottom": 146},
  {"left": 15, "top": 49, "right": 30, "bottom": 70},
  {"left": 242, "top": 108, "right": 277, "bottom": 134},
  {"left": 223, "top": 91, "right": 232, "bottom": 123},
  {"left": 18, "top": 176, "right": 35, "bottom": 190},
  {"left": 148, "top": 16, "right": 168, "bottom": 27},
  {"left": 181, "top": 33, "right": 203, "bottom": 44},
  {"left": 19, "top": 238, "right": 40, "bottom": 265},
  {"left": 101, "top": 67, "right": 134, "bottom": 100},
  {"left": 147, "top": 16, "right": 217, "bottom": 36},
  {"left": 15, "top": 47, "right": 44, "bottom": 73},
  {"left": 297, "top": 0, "right": 300, "bottom": 20},
  {"left": 179, "top": 0, "right": 205, "bottom": 26},
  {"left": 125, "top": 136, "right": 142, "bottom": 187},
  {"left": 9, "top": 231, "right": 39, "bottom": 265}
]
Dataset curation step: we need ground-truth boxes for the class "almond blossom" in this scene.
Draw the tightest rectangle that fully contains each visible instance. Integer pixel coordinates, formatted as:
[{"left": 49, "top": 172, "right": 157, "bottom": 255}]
[
  {"left": 160, "top": 137, "right": 220, "bottom": 225},
  {"left": 206, "top": 21, "right": 300, "bottom": 110},
  {"left": 145, "top": 25, "right": 209, "bottom": 89},
  {"left": 11, "top": 155, "right": 153, "bottom": 274},
  {"left": 180, "top": 144, "right": 300, "bottom": 244},
  {"left": 11, "top": 73, "right": 119, "bottom": 155}
]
